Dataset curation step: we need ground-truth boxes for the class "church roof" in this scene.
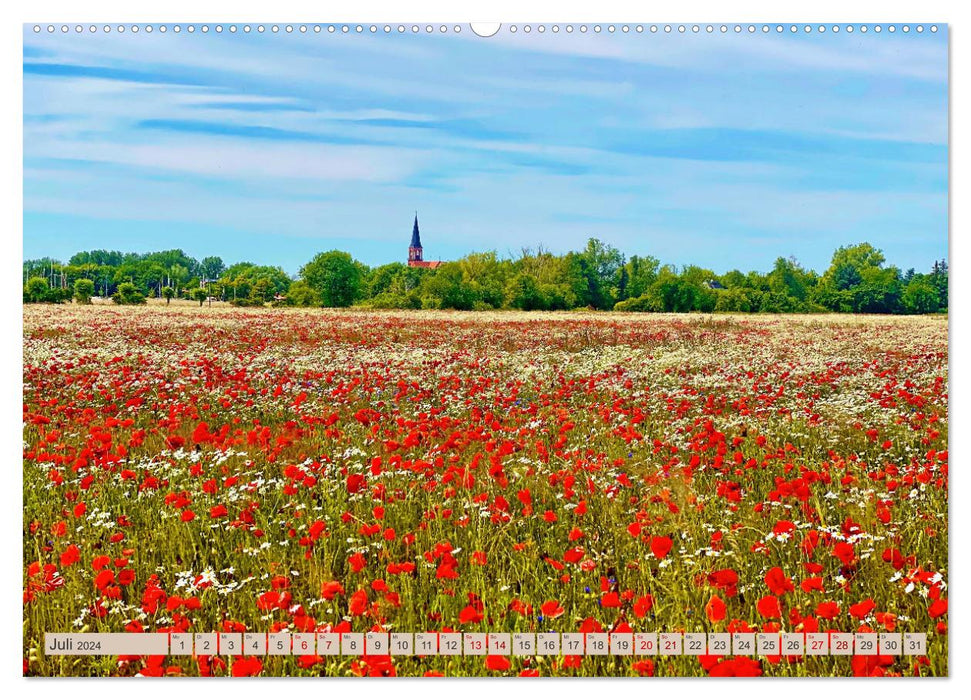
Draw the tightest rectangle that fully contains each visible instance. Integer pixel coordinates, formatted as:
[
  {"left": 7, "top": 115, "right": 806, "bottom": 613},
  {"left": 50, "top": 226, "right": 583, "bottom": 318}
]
[{"left": 410, "top": 214, "right": 422, "bottom": 248}]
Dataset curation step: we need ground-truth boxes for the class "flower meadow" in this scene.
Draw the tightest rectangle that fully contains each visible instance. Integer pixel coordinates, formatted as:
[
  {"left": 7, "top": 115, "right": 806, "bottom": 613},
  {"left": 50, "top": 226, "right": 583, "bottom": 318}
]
[{"left": 22, "top": 305, "right": 948, "bottom": 677}]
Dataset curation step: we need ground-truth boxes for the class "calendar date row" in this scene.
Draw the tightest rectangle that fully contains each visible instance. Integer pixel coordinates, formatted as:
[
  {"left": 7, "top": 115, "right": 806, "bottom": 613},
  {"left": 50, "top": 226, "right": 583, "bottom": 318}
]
[{"left": 45, "top": 631, "right": 928, "bottom": 658}]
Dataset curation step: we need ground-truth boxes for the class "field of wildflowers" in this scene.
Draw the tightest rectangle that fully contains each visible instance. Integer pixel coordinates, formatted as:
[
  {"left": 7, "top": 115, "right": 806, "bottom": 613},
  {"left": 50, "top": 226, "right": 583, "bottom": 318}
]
[{"left": 22, "top": 305, "right": 948, "bottom": 677}]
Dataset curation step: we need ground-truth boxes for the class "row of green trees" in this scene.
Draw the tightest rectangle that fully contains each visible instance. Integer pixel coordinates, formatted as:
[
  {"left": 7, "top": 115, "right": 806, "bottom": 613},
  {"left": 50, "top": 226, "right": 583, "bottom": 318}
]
[{"left": 24, "top": 241, "right": 948, "bottom": 314}]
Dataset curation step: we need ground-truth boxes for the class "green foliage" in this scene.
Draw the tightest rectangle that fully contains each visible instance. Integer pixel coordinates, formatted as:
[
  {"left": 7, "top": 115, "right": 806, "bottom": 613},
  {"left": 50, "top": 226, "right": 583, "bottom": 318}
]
[
  {"left": 715, "top": 287, "right": 760, "bottom": 313},
  {"left": 283, "top": 280, "right": 321, "bottom": 307},
  {"left": 507, "top": 273, "right": 546, "bottom": 311},
  {"left": 73, "top": 278, "right": 95, "bottom": 304},
  {"left": 625, "top": 255, "right": 660, "bottom": 299},
  {"left": 221, "top": 263, "right": 290, "bottom": 305},
  {"left": 192, "top": 287, "right": 209, "bottom": 306},
  {"left": 301, "top": 251, "right": 362, "bottom": 307},
  {"left": 758, "top": 291, "right": 801, "bottom": 313},
  {"left": 902, "top": 278, "right": 940, "bottom": 314},
  {"left": 613, "top": 294, "right": 657, "bottom": 312},
  {"left": 200, "top": 256, "right": 225, "bottom": 281},
  {"left": 768, "top": 257, "right": 811, "bottom": 301},
  {"left": 930, "top": 259, "right": 948, "bottom": 311},
  {"left": 25, "top": 240, "right": 944, "bottom": 315},
  {"left": 644, "top": 267, "right": 700, "bottom": 312},
  {"left": 24, "top": 277, "right": 53, "bottom": 303},
  {"left": 112, "top": 282, "right": 146, "bottom": 305},
  {"left": 418, "top": 262, "right": 476, "bottom": 310}
]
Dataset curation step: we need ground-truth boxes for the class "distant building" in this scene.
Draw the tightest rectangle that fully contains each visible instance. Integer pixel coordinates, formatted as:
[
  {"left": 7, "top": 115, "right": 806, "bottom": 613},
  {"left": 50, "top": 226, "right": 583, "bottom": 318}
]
[
  {"left": 706, "top": 280, "right": 726, "bottom": 290},
  {"left": 407, "top": 213, "right": 443, "bottom": 269}
]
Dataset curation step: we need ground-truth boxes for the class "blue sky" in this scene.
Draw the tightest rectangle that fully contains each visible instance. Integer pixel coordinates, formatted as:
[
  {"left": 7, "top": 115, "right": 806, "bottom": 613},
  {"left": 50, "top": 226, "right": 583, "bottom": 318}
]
[{"left": 23, "top": 25, "right": 948, "bottom": 275}]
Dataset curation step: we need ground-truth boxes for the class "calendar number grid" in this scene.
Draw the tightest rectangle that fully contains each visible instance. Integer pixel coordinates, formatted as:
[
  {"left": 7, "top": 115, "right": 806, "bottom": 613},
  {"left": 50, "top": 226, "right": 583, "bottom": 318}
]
[{"left": 44, "top": 631, "right": 929, "bottom": 658}]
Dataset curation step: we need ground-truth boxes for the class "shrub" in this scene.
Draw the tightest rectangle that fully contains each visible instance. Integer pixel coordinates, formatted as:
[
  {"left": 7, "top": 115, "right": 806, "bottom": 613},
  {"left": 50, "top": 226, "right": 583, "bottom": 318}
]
[
  {"left": 24, "top": 277, "right": 52, "bottom": 303},
  {"left": 613, "top": 294, "right": 657, "bottom": 312},
  {"left": 73, "top": 278, "right": 95, "bottom": 304},
  {"left": 112, "top": 282, "right": 147, "bottom": 305}
]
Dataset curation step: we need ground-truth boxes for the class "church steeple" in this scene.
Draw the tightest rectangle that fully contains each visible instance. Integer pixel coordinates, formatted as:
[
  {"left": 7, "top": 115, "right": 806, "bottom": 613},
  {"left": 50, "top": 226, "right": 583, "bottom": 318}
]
[{"left": 408, "top": 212, "right": 423, "bottom": 263}]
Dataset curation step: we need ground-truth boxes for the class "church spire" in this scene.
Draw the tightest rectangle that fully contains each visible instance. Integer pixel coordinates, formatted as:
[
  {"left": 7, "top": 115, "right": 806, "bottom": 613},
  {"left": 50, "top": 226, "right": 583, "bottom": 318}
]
[
  {"left": 411, "top": 212, "right": 422, "bottom": 249},
  {"left": 408, "top": 212, "right": 423, "bottom": 264}
]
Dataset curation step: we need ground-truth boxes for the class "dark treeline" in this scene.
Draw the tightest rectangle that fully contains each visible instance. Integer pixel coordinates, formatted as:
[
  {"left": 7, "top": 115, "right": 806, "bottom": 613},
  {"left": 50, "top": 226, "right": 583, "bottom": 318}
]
[{"left": 23, "top": 239, "right": 947, "bottom": 314}]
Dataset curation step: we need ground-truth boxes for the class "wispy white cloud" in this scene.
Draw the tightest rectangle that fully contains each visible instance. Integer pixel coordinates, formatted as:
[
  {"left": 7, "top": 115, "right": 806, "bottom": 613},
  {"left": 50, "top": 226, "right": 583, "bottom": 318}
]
[{"left": 23, "top": 26, "right": 948, "bottom": 273}]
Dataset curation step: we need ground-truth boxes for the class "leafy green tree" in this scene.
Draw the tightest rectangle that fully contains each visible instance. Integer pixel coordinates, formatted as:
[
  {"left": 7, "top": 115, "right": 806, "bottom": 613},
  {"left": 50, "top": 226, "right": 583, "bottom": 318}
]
[
  {"left": 853, "top": 266, "right": 903, "bottom": 314},
  {"left": 561, "top": 253, "right": 596, "bottom": 308},
  {"left": 284, "top": 280, "right": 321, "bottom": 307},
  {"left": 768, "top": 256, "right": 809, "bottom": 301},
  {"left": 250, "top": 278, "right": 274, "bottom": 304},
  {"left": 301, "top": 251, "right": 362, "bottom": 307},
  {"left": 419, "top": 262, "right": 475, "bottom": 310},
  {"left": 645, "top": 267, "right": 697, "bottom": 312},
  {"left": 579, "top": 238, "right": 625, "bottom": 309},
  {"left": 679, "top": 265, "right": 718, "bottom": 312},
  {"left": 624, "top": 255, "right": 660, "bottom": 299},
  {"left": 73, "top": 278, "right": 95, "bottom": 304},
  {"left": 69, "top": 250, "right": 124, "bottom": 267},
  {"left": 515, "top": 248, "right": 577, "bottom": 309},
  {"left": 220, "top": 263, "right": 291, "bottom": 303},
  {"left": 168, "top": 264, "right": 189, "bottom": 296},
  {"left": 902, "top": 278, "right": 940, "bottom": 314},
  {"left": 758, "top": 291, "right": 800, "bottom": 313},
  {"left": 192, "top": 287, "right": 208, "bottom": 306},
  {"left": 507, "top": 273, "right": 547, "bottom": 310},
  {"left": 366, "top": 263, "right": 409, "bottom": 297},
  {"left": 833, "top": 263, "right": 863, "bottom": 291},
  {"left": 616, "top": 266, "right": 630, "bottom": 302},
  {"left": 200, "top": 256, "right": 225, "bottom": 282},
  {"left": 714, "top": 287, "right": 759, "bottom": 312},
  {"left": 719, "top": 269, "right": 748, "bottom": 289},
  {"left": 458, "top": 252, "right": 508, "bottom": 309},
  {"left": 24, "top": 277, "right": 51, "bottom": 303},
  {"left": 930, "top": 259, "right": 948, "bottom": 310},
  {"left": 815, "top": 242, "right": 897, "bottom": 313},
  {"left": 112, "top": 282, "right": 146, "bottom": 305},
  {"left": 161, "top": 286, "right": 175, "bottom": 304}
]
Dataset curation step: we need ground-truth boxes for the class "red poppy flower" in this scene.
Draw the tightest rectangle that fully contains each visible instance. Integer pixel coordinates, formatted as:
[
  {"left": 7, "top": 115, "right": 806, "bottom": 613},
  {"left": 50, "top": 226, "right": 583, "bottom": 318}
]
[
  {"left": 633, "top": 595, "right": 654, "bottom": 618},
  {"left": 231, "top": 656, "right": 263, "bottom": 677},
  {"left": 757, "top": 595, "right": 781, "bottom": 619},
  {"left": 651, "top": 536, "right": 673, "bottom": 559},
  {"left": 708, "top": 569, "right": 739, "bottom": 597},
  {"left": 321, "top": 581, "right": 345, "bottom": 600},
  {"left": 485, "top": 655, "right": 511, "bottom": 671},
  {"left": 849, "top": 598, "right": 876, "bottom": 620},
  {"left": 348, "top": 588, "right": 368, "bottom": 616},
  {"left": 709, "top": 658, "right": 762, "bottom": 677},
  {"left": 459, "top": 605, "right": 483, "bottom": 624},
  {"left": 815, "top": 601, "right": 840, "bottom": 619},
  {"left": 832, "top": 541, "right": 856, "bottom": 565},
  {"left": 800, "top": 577, "right": 824, "bottom": 593},
  {"left": 59, "top": 545, "right": 80, "bottom": 567},
  {"left": 600, "top": 591, "right": 621, "bottom": 608},
  {"left": 541, "top": 600, "right": 565, "bottom": 619},
  {"left": 706, "top": 595, "right": 726, "bottom": 622},
  {"left": 765, "top": 567, "right": 794, "bottom": 596}
]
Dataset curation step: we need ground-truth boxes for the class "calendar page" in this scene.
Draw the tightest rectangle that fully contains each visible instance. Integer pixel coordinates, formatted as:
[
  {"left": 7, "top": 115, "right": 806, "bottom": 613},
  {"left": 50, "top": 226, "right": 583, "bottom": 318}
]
[{"left": 22, "top": 20, "right": 948, "bottom": 679}]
